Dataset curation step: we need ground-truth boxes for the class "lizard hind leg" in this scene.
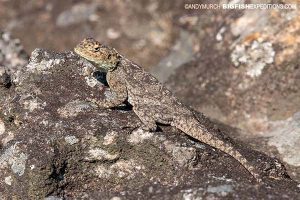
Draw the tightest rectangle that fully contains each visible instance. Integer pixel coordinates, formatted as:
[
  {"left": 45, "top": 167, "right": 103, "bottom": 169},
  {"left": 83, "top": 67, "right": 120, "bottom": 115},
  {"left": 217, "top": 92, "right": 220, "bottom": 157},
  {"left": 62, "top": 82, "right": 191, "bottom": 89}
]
[
  {"left": 172, "top": 115, "right": 263, "bottom": 182},
  {"left": 133, "top": 107, "right": 157, "bottom": 131}
]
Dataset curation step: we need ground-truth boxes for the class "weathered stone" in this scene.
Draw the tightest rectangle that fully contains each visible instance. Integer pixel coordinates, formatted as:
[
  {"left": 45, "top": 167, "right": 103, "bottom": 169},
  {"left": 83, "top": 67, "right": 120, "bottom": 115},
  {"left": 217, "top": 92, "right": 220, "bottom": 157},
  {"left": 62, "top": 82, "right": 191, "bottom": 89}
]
[{"left": 0, "top": 48, "right": 299, "bottom": 199}]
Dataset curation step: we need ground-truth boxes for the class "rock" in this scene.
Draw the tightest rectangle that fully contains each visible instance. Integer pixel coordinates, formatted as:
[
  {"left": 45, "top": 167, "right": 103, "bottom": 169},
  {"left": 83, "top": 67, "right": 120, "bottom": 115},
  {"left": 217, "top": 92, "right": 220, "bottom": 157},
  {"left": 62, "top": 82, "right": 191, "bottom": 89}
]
[
  {"left": 127, "top": 128, "right": 154, "bottom": 145},
  {"left": 0, "top": 48, "right": 299, "bottom": 199},
  {"left": 230, "top": 39, "right": 275, "bottom": 78},
  {"left": 207, "top": 184, "right": 233, "bottom": 197},
  {"left": 0, "top": 31, "right": 29, "bottom": 72},
  {"left": 151, "top": 30, "right": 196, "bottom": 83},
  {"left": 167, "top": 9, "right": 300, "bottom": 134},
  {"left": 56, "top": 3, "right": 102, "bottom": 27},
  {"left": 166, "top": 6, "right": 300, "bottom": 183},
  {"left": 0, "top": 68, "right": 11, "bottom": 88},
  {"left": 266, "top": 112, "right": 300, "bottom": 167}
]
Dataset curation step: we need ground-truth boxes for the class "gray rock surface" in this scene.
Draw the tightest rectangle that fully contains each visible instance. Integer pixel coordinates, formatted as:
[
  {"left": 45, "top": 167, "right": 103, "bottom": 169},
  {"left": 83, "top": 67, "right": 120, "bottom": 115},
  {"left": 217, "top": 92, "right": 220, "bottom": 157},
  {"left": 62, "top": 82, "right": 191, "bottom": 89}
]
[
  {"left": 56, "top": 3, "right": 102, "bottom": 27},
  {"left": 266, "top": 112, "right": 300, "bottom": 167},
  {"left": 0, "top": 48, "right": 299, "bottom": 199},
  {"left": 0, "top": 0, "right": 299, "bottom": 199},
  {"left": 166, "top": 5, "right": 300, "bottom": 183},
  {"left": 0, "top": 31, "right": 29, "bottom": 72},
  {"left": 151, "top": 30, "right": 195, "bottom": 82}
]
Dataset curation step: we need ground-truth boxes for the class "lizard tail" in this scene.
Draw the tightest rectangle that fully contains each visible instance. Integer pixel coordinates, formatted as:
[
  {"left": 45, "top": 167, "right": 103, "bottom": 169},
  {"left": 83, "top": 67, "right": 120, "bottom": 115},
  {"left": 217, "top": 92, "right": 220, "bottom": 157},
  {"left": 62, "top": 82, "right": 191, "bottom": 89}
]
[{"left": 172, "top": 115, "right": 262, "bottom": 182}]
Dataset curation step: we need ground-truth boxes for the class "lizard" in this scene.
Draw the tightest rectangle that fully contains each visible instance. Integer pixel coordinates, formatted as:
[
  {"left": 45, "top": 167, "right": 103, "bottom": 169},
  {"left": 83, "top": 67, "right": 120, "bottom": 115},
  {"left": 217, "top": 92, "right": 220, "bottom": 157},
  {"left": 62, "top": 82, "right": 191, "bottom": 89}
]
[{"left": 74, "top": 38, "right": 263, "bottom": 182}]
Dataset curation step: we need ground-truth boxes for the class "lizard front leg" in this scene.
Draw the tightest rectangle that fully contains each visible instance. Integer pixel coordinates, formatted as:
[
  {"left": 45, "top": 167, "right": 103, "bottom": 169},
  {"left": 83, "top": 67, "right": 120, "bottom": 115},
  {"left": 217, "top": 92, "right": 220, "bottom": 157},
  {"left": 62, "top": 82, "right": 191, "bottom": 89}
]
[{"left": 89, "top": 69, "right": 128, "bottom": 108}]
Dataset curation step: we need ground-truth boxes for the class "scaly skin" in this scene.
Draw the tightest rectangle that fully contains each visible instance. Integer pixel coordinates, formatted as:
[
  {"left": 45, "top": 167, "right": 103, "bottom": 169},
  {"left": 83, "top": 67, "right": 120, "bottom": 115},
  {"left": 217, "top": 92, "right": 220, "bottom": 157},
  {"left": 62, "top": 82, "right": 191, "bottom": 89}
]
[{"left": 74, "top": 38, "right": 262, "bottom": 182}]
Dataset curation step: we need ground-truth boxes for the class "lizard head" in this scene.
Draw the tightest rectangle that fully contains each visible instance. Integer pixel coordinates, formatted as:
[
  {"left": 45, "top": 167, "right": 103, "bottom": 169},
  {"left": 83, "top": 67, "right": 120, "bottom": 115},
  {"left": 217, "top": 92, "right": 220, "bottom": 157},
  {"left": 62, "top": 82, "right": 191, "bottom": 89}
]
[{"left": 74, "top": 38, "right": 120, "bottom": 71}]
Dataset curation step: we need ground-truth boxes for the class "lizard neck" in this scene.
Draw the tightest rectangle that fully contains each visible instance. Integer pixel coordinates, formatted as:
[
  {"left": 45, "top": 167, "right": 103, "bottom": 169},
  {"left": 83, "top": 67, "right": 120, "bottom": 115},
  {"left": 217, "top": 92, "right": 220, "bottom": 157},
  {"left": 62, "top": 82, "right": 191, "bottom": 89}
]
[{"left": 108, "top": 54, "right": 125, "bottom": 72}]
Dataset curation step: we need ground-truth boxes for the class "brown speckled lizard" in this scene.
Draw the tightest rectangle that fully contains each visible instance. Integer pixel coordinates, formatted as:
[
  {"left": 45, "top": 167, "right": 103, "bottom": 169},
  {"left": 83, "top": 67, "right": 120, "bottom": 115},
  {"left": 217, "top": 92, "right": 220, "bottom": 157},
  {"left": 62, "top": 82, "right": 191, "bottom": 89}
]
[{"left": 74, "top": 38, "right": 262, "bottom": 182}]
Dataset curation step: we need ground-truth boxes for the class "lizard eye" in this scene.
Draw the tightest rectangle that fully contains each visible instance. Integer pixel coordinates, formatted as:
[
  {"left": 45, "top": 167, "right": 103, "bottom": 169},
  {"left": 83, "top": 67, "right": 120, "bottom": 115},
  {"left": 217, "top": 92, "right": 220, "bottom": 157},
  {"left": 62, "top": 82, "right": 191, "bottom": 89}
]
[{"left": 94, "top": 47, "right": 100, "bottom": 52}]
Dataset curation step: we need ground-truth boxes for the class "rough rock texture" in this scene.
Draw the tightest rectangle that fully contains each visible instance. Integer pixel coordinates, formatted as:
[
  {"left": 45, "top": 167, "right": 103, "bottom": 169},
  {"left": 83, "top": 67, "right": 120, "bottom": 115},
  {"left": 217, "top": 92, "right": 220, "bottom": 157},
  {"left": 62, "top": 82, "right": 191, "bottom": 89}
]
[
  {"left": 0, "top": 48, "right": 299, "bottom": 199},
  {"left": 0, "top": 0, "right": 181, "bottom": 70},
  {"left": 0, "top": 31, "right": 29, "bottom": 72},
  {"left": 165, "top": 4, "right": 300, "bottom": 183},
  {"left": 0, "top": 31, "right": 29, "bottom": 91},
  {"left": 0, "top": 0, "right": 300, "bottom": 198},
  {"left": 167, "top": 6, "right": 300, "bottom": 133}
]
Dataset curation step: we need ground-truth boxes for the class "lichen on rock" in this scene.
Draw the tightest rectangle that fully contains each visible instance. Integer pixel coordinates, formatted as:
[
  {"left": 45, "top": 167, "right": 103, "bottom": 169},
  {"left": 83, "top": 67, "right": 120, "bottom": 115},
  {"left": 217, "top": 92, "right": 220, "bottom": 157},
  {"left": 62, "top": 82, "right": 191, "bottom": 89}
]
[{"left": 231, "top": 39, "right": 275, "bottom": 78}]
